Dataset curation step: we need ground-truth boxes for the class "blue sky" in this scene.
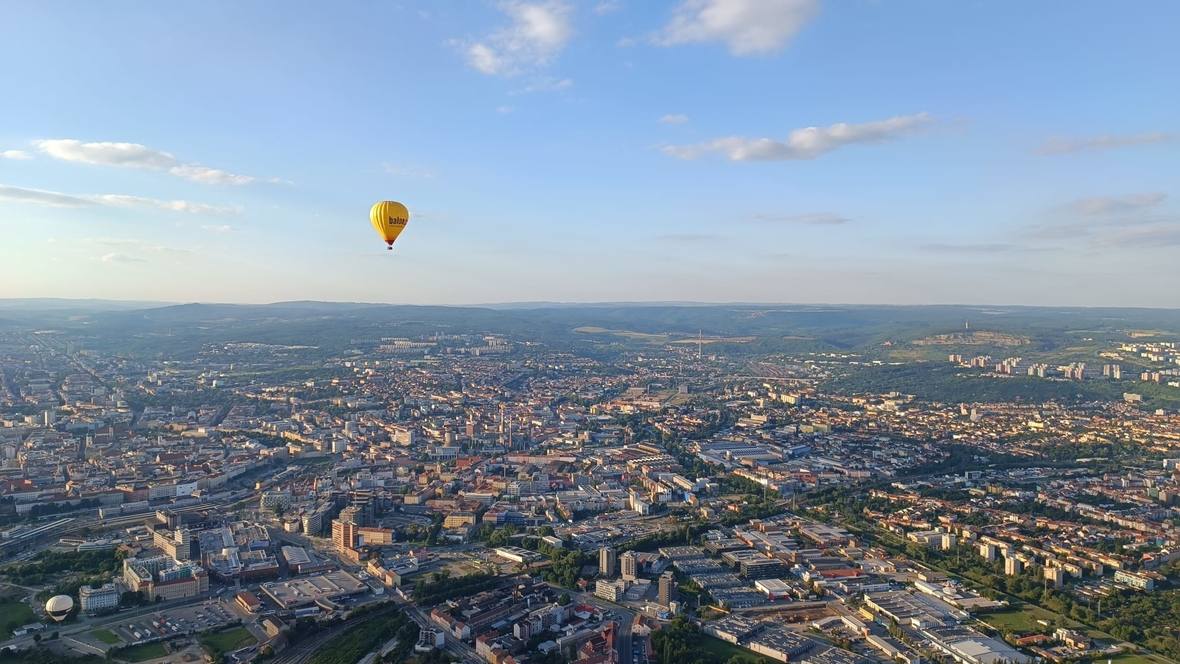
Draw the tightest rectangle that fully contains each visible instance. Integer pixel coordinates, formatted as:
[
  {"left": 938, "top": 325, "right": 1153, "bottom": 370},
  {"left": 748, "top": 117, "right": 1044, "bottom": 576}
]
[{"left": 2, "top": 0, "right": 1178, "bottom": 306}]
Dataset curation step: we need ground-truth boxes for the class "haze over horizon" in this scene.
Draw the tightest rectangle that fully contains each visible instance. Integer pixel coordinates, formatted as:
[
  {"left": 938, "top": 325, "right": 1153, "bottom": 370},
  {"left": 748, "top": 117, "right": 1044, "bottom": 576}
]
[{"left": 3, "top": 1, "right": 1178, "bottom": 307}]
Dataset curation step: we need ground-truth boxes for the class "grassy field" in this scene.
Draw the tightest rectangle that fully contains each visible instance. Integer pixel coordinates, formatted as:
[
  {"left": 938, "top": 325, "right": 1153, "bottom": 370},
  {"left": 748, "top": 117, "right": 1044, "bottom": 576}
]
[
  {"left": 574, "top": 326, "right": 671, "bottom": 342},
  {"left": 980, "top": 605, "right": 1065, "bottom": 633},
  {"left": 1110, "top": 653, "right": 1178, "bottom": 664},
  {"left": 200, "top": 626, "right": 256, "bottom": 653},
  {"left": 91, "top": 628, "right": 122, "bottom": 644},
  {"left": 116, "top": 642, "right": 169, "bottom": 662},
  {"left": 696, "top": 634, "right": 773, "bottom": 664},
  {"left": 0, "top": 599, "right": 36, "bottom": 638}
]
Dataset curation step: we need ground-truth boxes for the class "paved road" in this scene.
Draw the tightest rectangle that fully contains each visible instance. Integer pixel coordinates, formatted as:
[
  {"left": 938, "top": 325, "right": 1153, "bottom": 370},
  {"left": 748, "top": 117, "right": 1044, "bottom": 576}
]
[
  {"left": 397, "top": 600, "right": 482, "bottom": 664},
  {"left": 576, "top": 592, "right": 636, "bottom": 664},
  {"left": 0, "top": 593, "right": 225, "bottom": 652}
]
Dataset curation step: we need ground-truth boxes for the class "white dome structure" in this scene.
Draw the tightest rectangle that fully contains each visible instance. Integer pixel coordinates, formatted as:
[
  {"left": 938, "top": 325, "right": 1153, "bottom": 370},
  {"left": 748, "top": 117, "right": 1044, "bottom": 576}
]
[{"left": 45, "top": 595, "right": 74, "bottom": 622}]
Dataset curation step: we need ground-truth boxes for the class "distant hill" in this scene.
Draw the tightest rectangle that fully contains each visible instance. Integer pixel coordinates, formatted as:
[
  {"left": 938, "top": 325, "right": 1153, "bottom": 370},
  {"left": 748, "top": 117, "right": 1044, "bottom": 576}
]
[
  {"left": 2, "top": 299, "right": 1178, "bottom": 359},
  {"left": 0, "top": 298, "right": 173, "bottom": 312}
]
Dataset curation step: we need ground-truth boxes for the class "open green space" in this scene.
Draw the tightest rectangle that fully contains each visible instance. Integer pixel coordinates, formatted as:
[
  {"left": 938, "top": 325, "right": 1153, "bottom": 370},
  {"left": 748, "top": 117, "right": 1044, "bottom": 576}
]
[
  {"left": 115, "top": 642, "right": 168, "bottom": 662},
  {"left": 200, "top": 626, "right": 256, "bottom": 653},
  {"left": 0, "top": 599, "right": 35, "bottom": 638},
  {"left": 826, "top": 362, "right": 1180, "bottom": 409},
  {"left": 1110, "top": 653, "right": 1178, "bottom": 664},
  {"left": 308, "top": 609, "right": 414, "bottom": 664},
  {"left": 979, "top": 605, "right": 1070, "bottom": 634},
  {"left": 696, "top": 634, "right": 772, "bottom": 664},
  {"left": 90, "top": 628, "right": 122, "bottom": 645},
  {"left": 652, "top": 617, "right": 772, "bottom": 664}
]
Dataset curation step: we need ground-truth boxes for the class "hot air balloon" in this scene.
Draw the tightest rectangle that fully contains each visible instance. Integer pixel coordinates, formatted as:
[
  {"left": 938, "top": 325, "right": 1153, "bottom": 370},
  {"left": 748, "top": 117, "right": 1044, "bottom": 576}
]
[
  {"left": 45, "top": 595, "right": 73, "bottom": 622},
  {"left": 370, "top": 201, "right": 410, "bottom": 251}
]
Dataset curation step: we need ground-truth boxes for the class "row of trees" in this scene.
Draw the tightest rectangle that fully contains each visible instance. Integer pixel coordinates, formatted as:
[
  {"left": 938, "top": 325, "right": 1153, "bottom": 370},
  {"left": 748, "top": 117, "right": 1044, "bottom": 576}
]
[
  {"left": 474, "top": 524, "right": 588, "bottom": 588},
  {"left": 650, "top": 617, "right": 769, "bottom": 664},
  {"left": 413, "top": 573, "right": 499, "bottom": 606},
  {"left": 305, "top": 609, "right": 415, "bottom": 664}
]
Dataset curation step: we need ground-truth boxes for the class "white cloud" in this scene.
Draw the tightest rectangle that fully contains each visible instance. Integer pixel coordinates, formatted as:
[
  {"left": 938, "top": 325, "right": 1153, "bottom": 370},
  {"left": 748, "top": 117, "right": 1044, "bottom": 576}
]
[
  {"left": 0, "top": 183, "right": 237, "bottom": 215},
  {"left": 94, "top": 194, "right": 240, "bottom": 215},
  {"left": 656, "top": 0, "right": 818, "bottom": 55},
  {"left": 35, "top": 139, "right": 177, "bottom": 169},
  {"left": 664, "top": 112, "right": 933, "bottom": 161},
  {"left": 463, "top": 1, "right": 572, "bottom": 76},
  {"left": 1, "top": 149, "right": 31, "bottom": 160},
  {"left": 1036, "top": 132, "right": 1175, "bottom": 155},
  {"left": 201, "top": 224, "right": 234, "bottom": 234},
  {"left": 659, "top": 114, "right": 689, "bottom": 125},
  {"left": 496, "top": 105, "right": 515, "bottom": 114},
  {"left": 33, "top": 138, "right": 269, "bottom": 185},
  {"left": 100, "top": 252, "right": 147, "bottom": 264},
  {"left": 167, "top": 164, "right": 255, "bottom": 186}
]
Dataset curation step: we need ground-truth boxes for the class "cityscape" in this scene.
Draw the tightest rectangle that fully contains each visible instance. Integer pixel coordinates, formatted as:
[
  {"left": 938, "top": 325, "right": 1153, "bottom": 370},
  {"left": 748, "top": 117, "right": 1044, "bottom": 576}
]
[
  {"left": 3, "top": 1, "right": 1179, "bottom": 664},
  {"left": 0, "top": 302, "right": 1178, "bottom": 664}
]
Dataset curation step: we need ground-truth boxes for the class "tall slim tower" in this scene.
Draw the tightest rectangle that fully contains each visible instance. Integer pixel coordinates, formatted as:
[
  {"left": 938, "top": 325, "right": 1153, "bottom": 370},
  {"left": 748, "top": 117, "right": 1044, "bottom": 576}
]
[
  {"left": 599, "top": 547, "right": 617, "bottom": 578},
  {"left": 658, "top": 571, "right": 675, "bottom": 607},
  {"left": 620, "top": 551, "right": 638, "bottom": 581}
]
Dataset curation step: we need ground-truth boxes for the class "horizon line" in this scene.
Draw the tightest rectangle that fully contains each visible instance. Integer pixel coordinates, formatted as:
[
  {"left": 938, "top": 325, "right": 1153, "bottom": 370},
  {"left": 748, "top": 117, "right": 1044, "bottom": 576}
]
[{"left": 2, "top": 296, "right": 1180, "bottom": 312}]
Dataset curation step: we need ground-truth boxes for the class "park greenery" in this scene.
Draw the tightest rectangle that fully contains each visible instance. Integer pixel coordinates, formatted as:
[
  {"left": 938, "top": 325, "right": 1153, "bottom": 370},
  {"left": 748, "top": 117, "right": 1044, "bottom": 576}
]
[
  {"left": 306, "top": 608, "right": 416, "bottom": 664},
  {"left": 651, "top": 617, "right": 771, "bottom": 664},
  {"left": 413, "top": 573, "right": 500, "bottom": 606},
  {"left": 2, "top": 550, "right": 123, "bottom": 587},
  {"left": 474, "top": 525, "right": 589, "bottom": 588}
]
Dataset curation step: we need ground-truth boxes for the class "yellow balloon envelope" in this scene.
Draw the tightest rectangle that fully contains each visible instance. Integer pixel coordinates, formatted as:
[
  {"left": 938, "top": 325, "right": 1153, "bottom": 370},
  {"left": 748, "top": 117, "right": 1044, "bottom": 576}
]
[{"left": 370, "top": 200, "right": 410, "bottom": 250}]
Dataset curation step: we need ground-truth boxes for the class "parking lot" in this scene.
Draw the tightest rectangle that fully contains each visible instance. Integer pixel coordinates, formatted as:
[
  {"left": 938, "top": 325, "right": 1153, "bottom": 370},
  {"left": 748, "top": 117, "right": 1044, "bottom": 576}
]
[{"left": 111, "top": 601, "right": 238, "bottom": 644}]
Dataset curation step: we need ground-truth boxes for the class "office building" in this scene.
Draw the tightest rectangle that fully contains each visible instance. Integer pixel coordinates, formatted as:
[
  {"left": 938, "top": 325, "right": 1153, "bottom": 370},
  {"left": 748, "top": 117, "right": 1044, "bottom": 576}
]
[
  {"left": 620, "top": 551, "right": 638, "bottom": 581},
  {"left": 658, "top": 571, "right": 676, "bottom": 607},
  {"left": 599, "top": 546, "right": 617, "bottom": 578}
]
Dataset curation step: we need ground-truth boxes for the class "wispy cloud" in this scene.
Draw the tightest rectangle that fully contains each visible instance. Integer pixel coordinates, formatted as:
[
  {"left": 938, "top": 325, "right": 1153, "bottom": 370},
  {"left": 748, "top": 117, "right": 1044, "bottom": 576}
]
[
  {"left": 33, "top": 139, "right": 276, "bottom": 185},
  {"left": 654, "top": 232, "right": 720, "bottom": 243},
  {"left": 659, "top": 114, "right": 689, "bottom": 125},
  {"left": 593, "top": 1, "right": 621, "bottom": 15},
  {"left": 0, "top": 184, "right": 91, "bottom": 207},
  {"left": 655, "top": 0, "right": 818, "bottom": 55},
  {"left": 100, "top": 252, "right": 147, "bottom": 264},
  {"left": 381, "top": 162, "right": 436, "bottom": 179},
  {"left": 95, "top": 194, "right": 239, "bottom": 215},
  {"left": 0, "top": 183, "right": 237, "bottom": 215},
  {"left": 1059, "top": 192, "right": 1165, "bottom": 216},
  {"left": 919, "top": 242, "right": 1024, "bottom": 254},
  {"left": 1036, "top": 132, "right": 1175, "bottom": 155},
  {"left": 201, "top": 224, "right": 235, "bottom": 234},
  {"left": 1, "top": 149, "right": 31, "bottom": 160},
  {"left": 462, "top": 1, "right": 573, "bottom": 76},
  {"left": 511, "top": 76, "right": 574, "bottom": 94},
  {"left": 751, "top": 212, "right": 850, "bottom": 225},
  {"left": 1028, "top": 192, "right": 1178, "bottom": 250},
  {"left": 90, "top": 237, "right": 196, "bottom": 260},
  {"left": 1100, "top": 224, "right": 1180, "bottom": 248},
  {"left": 663, "top": 112, "right": 933, "bottom": 161}
]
